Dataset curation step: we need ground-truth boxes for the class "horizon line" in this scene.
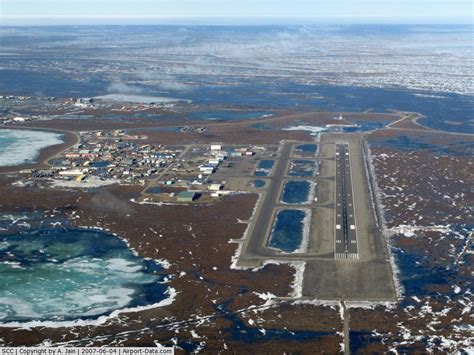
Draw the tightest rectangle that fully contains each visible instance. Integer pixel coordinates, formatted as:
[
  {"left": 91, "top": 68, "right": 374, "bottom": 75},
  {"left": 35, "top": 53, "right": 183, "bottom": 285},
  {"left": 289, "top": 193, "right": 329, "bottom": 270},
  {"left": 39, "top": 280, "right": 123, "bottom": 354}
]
[{"left": 1, "top": 18, "right": 472, "bottom": 26}]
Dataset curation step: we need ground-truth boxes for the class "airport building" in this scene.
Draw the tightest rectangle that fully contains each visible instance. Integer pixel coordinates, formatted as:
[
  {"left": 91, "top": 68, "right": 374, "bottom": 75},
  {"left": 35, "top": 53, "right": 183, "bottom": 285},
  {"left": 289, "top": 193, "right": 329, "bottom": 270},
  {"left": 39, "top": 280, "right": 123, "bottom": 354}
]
[{"left": 177, "top": 191, "right": 198, "bottom": 202}]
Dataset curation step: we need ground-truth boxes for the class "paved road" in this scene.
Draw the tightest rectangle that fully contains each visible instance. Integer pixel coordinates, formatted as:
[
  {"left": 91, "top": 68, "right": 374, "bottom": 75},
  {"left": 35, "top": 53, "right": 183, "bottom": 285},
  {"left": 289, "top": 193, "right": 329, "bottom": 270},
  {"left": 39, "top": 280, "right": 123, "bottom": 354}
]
[
  {"left": 335, "top": 143, "right": 358, "bottom": 259},
  {"left": 245, "top": 142, "right": 294, "bottom": 256},
  {"left": 140, "top": 145, "right": 191, "bottom": 196}
]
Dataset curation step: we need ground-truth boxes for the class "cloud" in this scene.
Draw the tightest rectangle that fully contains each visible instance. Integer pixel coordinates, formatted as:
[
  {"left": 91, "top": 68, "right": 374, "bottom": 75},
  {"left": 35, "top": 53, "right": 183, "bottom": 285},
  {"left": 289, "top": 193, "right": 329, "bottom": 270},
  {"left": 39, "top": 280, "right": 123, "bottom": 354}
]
[
  {"left": 134, "top": 70, "right": 193, "bottom": 91},
  {"left": 107, "top": 81, "right": 144, "bottom": 94}
]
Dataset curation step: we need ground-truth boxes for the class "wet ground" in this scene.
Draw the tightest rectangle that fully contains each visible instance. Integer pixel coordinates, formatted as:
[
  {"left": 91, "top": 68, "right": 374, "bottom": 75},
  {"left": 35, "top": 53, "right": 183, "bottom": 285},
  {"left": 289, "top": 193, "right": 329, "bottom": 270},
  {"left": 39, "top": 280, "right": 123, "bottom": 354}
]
[
  {"left": 0, "top": 181, "right": 342, "bottom": 351},
  {"left": 345, "top": 129, "right": 473, "bottom": 353},
  {"left": 0, "top": 108, "right": 471, "bottom": 352}
]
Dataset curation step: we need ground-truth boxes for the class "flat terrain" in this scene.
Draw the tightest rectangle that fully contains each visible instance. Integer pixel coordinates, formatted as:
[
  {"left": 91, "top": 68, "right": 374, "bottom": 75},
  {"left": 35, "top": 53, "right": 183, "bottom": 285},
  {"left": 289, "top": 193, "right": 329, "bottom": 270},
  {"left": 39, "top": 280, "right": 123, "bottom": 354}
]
[
  {"left": 334, "top": 143, "right": 358, "bottom": 259},
  {"left": 237, "top": 133, "right": 396, "bottom": 301},
  {"left": 0, "top": 107, "right": 471, "bottom": 352},
  {"left": 303, "top": 134, "right": 396, "bottom": 301}
]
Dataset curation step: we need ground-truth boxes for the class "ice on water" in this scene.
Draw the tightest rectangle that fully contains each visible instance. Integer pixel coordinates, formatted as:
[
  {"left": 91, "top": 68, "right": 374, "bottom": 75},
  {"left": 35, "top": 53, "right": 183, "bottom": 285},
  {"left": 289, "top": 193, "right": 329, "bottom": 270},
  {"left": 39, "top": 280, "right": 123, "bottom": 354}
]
[
  {"left": 0, "top": 129, "right": 63, "bottom": 167},
  {"left": 0, "top": 228, "right": 168, "bottom": 323}
]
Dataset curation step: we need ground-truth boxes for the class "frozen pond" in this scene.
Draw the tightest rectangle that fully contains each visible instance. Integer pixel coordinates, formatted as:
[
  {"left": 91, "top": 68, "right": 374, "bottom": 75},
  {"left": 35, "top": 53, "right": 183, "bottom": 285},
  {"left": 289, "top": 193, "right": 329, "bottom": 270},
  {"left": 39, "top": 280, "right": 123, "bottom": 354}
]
[
  {"left": 294, "top": 144, "right": 318, "bottom": 157},
  {"left": 254, "top": 160, "right": 274, "bottom": 177},
  {"left": 250, "top": 179, "right": 266, "bottom": 188},
  {"left": 0, "top": 129, "right": 64, "bottom": 167},
  {"left": 0, "top": 228, "right": 171, "bottom": 325},
  {"left": 281, "top": 180, "right": 312, "bottom": 204},
  {"left": 287, "top": 160, "right": 317, "bottom": 177},
  {"left": 188, "top": 110, "right": 272, "bottom": 121},
  {"left": 268, "top": 209, "right": 308, "bottom": 253}
]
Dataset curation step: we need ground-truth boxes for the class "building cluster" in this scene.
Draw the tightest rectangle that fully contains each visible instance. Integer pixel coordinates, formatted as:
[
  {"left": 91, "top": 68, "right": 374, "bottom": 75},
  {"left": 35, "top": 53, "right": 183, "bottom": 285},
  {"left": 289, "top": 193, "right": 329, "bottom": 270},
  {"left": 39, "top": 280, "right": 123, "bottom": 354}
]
[
  {"left": 29, "top": 130, "right": 181, "bottom": 185},
  {"left": 72, "top": 96, "right": 179, "bottom": 111},
  {"left": 197, "top": 144, "right": 254, "bottom": 175},
  {"left": 24, "top": 130, "right": 266, "bottom": 204},
  {"left": 0, "top": 95, "right": 36, "bottom": 101},
  {"left": 180, "top": 126, "right": 207, "bottom": 133},
  {"left": 141, "top": 142, "right": 262, "bottom": 203},
  {"left": 73, "top": 98, "right": 94, "bottom": 108},
  {"left": 0, "top": 95, "right": 178, "bottom": 126}
]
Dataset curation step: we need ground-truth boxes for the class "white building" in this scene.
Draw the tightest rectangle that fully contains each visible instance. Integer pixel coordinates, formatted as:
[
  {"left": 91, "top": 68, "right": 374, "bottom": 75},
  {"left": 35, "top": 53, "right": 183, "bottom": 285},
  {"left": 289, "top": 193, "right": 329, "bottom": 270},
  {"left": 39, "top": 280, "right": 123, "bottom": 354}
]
[
  {"left": 59, "top": 170, "right": 84, "bottom": 177},
  {"left": 199, "top": 166, "right": 215, "bottom": 174},
  {"left": 208, "top": 159, "right": 220, "bottom": 166},
  {"left": 208, "top": 183, "right": 223, "bottom": 191}
]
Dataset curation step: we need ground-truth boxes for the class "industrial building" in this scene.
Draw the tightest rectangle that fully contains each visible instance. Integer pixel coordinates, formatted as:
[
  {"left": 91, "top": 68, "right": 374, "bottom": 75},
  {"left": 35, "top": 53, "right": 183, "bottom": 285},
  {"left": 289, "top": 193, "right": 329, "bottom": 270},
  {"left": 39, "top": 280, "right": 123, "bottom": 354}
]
[{"left": 177, "top": 191, "right": 198, "bottom": 202}]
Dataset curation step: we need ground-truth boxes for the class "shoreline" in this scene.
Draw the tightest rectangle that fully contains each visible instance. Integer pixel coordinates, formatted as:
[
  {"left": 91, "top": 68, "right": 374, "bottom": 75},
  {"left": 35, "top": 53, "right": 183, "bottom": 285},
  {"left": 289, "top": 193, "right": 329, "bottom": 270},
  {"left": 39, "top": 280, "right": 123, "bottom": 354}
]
[
  {"left": 0, "top": 224, "right": 176, "bottom": 329},
  {"left": 0, "top": 126, "right": 79, "bottom": 174}
]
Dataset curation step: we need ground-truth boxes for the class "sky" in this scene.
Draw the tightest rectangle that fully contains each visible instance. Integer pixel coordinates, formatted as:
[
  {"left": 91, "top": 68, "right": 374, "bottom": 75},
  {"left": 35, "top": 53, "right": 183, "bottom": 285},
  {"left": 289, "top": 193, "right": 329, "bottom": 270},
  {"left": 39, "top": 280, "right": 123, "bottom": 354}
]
[{"left": 1, "top": 0, "right": 473, "bottom": 25}]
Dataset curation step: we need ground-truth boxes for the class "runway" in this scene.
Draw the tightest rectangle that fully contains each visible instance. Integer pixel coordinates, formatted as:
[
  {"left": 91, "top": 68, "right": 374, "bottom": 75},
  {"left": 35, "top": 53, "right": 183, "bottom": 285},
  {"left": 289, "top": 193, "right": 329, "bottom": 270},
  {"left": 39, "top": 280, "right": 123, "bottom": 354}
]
[
  {"left": 334, "top": 143, "right": 358, "bottom": 259},
  {"left": 238, "top": 135, "right": 396, "bottom": 301}
]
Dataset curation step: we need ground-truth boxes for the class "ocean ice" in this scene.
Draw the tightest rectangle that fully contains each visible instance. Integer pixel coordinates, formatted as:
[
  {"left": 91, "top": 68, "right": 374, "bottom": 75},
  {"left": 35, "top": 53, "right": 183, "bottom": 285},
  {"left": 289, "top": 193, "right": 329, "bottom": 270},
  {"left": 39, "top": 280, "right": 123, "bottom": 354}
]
[
  {"left": 0, "top": 229, "right": 173, "bottom": 327},
  {"left": 106, "top": 258, "right": 143, "bottom": 273},
  {"left": 0, "top": 129, "right": 64, "bottom": 167}
]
